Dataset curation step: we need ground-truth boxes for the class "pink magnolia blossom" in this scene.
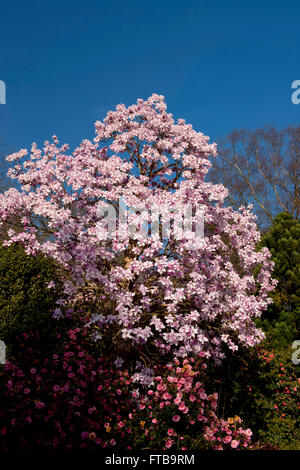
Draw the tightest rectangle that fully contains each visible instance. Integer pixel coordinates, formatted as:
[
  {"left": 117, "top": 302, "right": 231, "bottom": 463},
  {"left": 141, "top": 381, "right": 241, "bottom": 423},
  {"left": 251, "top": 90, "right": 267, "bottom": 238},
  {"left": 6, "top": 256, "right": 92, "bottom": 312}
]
[{"left": 0, "top": 94, "right": 276, "bottom": 363}]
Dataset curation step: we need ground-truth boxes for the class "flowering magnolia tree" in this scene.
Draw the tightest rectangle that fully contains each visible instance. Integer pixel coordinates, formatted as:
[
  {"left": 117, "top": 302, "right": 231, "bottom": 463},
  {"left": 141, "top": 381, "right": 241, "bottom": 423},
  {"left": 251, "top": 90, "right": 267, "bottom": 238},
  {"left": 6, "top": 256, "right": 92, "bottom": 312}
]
[{"left": 0, "top": 94, "right": 276, "bottom": 363}]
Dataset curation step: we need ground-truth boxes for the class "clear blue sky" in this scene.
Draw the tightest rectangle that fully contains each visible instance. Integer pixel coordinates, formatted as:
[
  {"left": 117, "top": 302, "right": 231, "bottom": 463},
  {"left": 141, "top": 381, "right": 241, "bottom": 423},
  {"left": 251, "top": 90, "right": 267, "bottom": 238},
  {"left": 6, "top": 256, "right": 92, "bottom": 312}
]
[{"left": 0, "top": 0, "right": 299, "bottom": 155}]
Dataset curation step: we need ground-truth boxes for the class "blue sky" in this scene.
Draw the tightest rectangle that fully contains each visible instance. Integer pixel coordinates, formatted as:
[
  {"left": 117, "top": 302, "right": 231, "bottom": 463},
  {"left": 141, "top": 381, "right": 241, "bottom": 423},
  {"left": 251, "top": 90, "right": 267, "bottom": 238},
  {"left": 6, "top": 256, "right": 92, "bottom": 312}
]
[{"left": 0, "top": 0, "right": 299, "bottom": 155}]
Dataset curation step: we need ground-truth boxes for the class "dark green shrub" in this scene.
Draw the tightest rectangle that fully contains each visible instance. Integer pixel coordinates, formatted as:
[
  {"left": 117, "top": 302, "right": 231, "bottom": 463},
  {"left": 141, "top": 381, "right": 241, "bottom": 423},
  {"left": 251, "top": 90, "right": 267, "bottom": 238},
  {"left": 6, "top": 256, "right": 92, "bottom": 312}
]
[
  {"left": 0, "top": 243, "right": 62, "bottom": 356},
  {"left": 257, "top": 213, "right": 300, "bottom": 346}
]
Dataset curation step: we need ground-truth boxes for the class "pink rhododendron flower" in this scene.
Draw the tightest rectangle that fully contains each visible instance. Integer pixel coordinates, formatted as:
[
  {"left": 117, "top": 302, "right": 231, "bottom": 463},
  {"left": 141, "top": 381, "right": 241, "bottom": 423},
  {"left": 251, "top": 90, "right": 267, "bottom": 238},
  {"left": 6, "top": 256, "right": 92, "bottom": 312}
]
[
  {"left": 165, "top": 439, "right": 174, "bottom": 449},
  {"left": 231, "top": 440, "right": 239, "bottom": 448}
]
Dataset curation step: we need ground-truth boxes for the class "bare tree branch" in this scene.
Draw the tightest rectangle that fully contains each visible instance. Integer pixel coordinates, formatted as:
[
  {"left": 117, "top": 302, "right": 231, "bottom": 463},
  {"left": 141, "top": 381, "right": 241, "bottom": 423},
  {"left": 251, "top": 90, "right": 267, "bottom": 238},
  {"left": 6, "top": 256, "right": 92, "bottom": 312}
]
[{"left": 209, "top": 125, "right": 300, "bottom": 228}]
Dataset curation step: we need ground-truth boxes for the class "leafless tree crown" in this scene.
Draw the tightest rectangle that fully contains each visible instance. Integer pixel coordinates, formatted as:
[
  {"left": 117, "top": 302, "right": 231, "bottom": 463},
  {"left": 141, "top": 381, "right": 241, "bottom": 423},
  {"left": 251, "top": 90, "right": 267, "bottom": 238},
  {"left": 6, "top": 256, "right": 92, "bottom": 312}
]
[{"left": 209, "top": 125, "right": 300, "bottom": 228}]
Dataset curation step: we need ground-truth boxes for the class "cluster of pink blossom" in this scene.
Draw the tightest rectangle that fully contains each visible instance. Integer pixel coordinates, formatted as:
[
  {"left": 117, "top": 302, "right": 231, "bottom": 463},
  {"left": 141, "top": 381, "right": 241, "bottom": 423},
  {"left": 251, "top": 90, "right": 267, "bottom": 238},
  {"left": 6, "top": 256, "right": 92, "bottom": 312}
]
[
  {"left": 0, "top": 325, "right": 255, "bottom": 450},
  {"left": 126, "top": 356, "right": 252, "bottom": 450},
  {"left": 0, "top": 94, "right": 276, "bottom": 362},
  {"left": 0, "top": 328, "right": 134, "bottom": 450},
  {"left": 203, "top": 416, "right": 252, "bottom": 450}
]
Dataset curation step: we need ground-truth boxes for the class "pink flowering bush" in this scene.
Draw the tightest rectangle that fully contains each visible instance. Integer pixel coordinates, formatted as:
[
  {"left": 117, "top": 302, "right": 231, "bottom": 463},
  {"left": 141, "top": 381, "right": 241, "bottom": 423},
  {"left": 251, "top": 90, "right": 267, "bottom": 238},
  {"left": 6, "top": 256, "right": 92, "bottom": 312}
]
[
  {"left": 0, "top": 94, "right": 276, "bottom": 364},
  {"left": 0, "top": 327, "right": 135, "bottom": 450},
  {"left": 0, "top": 331, "right": 254, "bottom": 451},
  {"left": 125, "top": 356, "right": 252, "bottom": 450},
  {"left": 203, "top": 416, "right": 252, "bottom": 450}
]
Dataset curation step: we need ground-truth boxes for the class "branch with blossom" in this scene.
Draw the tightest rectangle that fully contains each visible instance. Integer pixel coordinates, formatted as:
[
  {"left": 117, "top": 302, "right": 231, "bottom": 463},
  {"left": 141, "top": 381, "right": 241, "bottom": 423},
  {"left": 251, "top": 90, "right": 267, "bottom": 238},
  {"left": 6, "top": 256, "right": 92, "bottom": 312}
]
[{"left": 0, "top": 94, "right": 276, "bottom": 363}]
